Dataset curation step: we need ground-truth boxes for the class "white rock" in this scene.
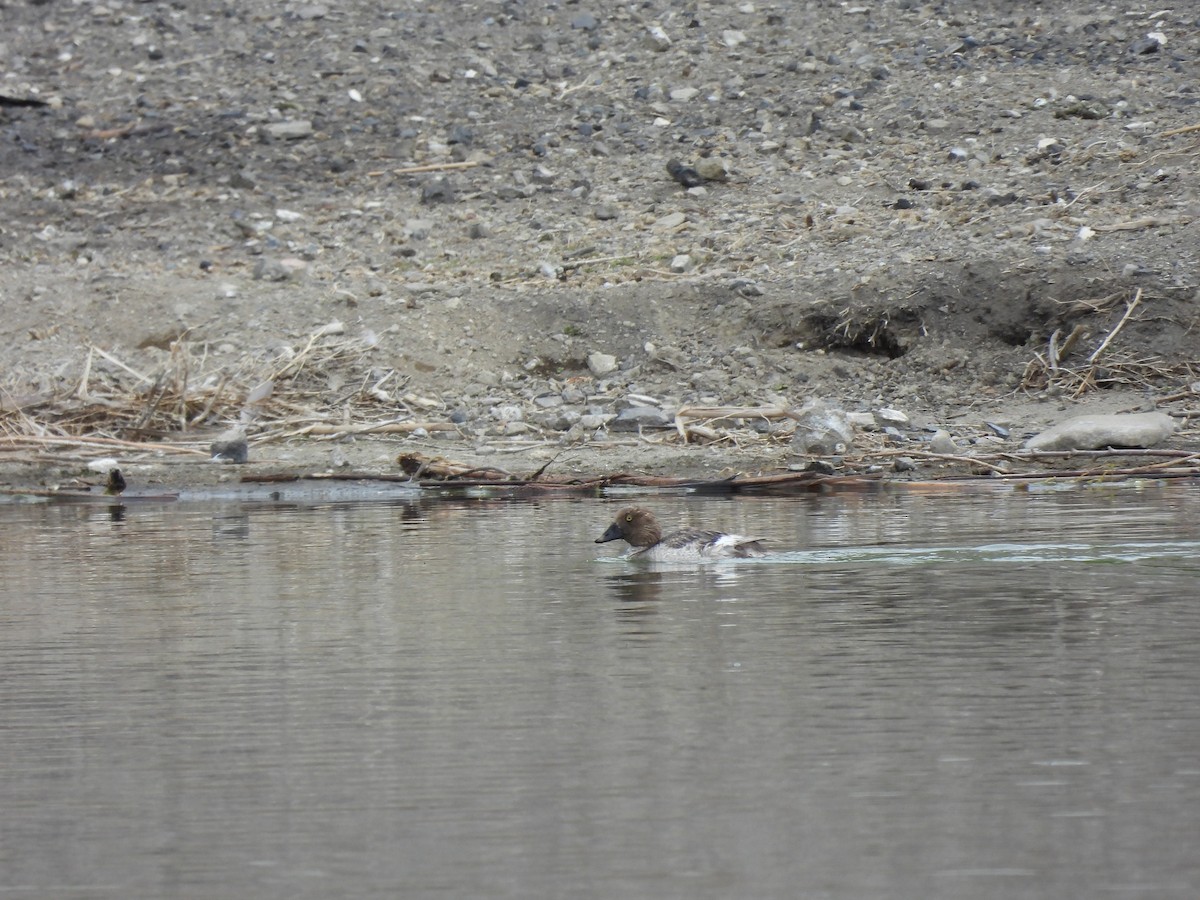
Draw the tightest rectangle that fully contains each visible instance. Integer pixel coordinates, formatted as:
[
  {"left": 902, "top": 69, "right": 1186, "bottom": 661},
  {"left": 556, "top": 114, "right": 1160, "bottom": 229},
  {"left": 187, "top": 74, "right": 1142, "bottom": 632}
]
[
  {"left": 670, "top": 254, "right": 692, "bottom": 273},
  {"left": 874, "top": 407, "right": 910, "bottom": 427},
  {"left": 587, "top": 352, "right": 618, "bottom": 376},
  {"left": 1024, "top": 412, "right": 1177, "bottom": 451},
  {"left": 791, "top": 400, "right": 856, "bottom": 455},
  {"left": 928, "top": 430, "right": 957, "bottom": 454},
  {"left": 694, "top": 157, "right": 729, "bottom": 181},
  {"left": 644, "top": 26, "right": 671, "bottom": 51}
]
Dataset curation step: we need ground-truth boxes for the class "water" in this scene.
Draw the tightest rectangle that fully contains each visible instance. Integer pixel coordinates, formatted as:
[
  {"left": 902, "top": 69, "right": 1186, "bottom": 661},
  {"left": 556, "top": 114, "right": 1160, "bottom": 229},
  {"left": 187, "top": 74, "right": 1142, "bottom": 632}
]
[{"left": 1, "top": 482, "right": 1198, "bottom": 899}]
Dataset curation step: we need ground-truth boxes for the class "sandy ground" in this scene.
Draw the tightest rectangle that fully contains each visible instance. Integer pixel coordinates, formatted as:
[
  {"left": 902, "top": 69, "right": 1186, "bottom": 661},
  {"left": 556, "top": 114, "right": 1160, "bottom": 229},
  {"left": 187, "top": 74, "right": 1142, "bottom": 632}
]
[{"left": 2, "top": 1, "right": 1198, "bottom": 491}]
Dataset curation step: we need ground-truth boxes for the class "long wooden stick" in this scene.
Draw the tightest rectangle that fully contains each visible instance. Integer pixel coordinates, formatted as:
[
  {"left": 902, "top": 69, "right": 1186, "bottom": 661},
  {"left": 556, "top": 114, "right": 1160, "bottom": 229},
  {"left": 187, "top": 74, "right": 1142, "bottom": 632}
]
[
  {"left": 391, "top": 161, "right": 480, "bottom": 175},
  {"left": 0, "top": 434, "right": 209, "bottom": 454},
  {"left": 1160, "top": 123, "right": 1200, "bottom": 138}
]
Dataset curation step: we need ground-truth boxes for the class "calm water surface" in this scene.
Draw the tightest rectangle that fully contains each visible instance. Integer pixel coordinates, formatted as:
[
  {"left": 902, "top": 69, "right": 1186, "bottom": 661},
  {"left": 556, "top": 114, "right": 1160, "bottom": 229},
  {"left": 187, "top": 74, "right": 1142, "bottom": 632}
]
[{"left": 1, "top": 483, "right": 1199, "bottom": 899}]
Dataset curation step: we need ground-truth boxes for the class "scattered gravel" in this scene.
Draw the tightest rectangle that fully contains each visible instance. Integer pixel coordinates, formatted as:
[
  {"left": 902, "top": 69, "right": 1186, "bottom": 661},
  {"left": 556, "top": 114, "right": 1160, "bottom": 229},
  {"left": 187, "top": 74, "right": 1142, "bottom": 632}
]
[{"left": 1, "top": 1, "right": 1199, "bottom": 484}]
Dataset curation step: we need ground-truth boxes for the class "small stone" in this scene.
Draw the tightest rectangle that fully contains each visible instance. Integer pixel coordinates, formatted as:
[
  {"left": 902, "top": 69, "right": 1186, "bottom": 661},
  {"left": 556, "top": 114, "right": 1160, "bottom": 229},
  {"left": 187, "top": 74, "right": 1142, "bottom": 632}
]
[
  {"left": 722, "top": 30, "right": 748, "bottom": 48},
  {"left": 670, "top": 87, "right": 700, "bottom": 103},
  {"left": 253, "top": 258, "right": 293, "bottom": 281},
  {"left": 928, "top": 430, "right": 957, "bottom": 454},
  {"left": 211, "top": 436, "right": 249, "bottom": 464},
  {"left": 666, "top": 158, "right": 703, "bottom": 187},
  {"left": 893, "top": 456, "right": 916, "bottom": 473},
  {"left": 405, "top": 218, "right": 435, "bottom": 240},
  {"left": 263, "top": 120, "right": 313, "bottom": 140},
  {"left": 693, "top": 157, "right": 729, "bottom": 182},
  {"left": 421, "top": 178, "right": 455, "bottom": 204},
  {"left": 654, "top": 211, "right": 687, "bottom": 229},
  {"left": 587, "top": 352, "right": 618, "bottom": 376},
  {"left": 874, "top": 407, "right": 910, "bottom": 428},
  {"left": 579, "top": 413, "right": 614, "bottom": 430},
  {"left": 593, "top": 203, "right": 619, "bottom": 221},
  {"left": 611, "top": 406, "right": 671, "bottom": 431},
  {"left": 1128, "top": 34, "right": 1161, "bottom": 55},
  {"left": 669, "top": 254, "right": 692, "bottom": 273},
  {"left": 492, "top": 405, "right": 524, "bottom": 423},
  {"left": 644, "top": 26, "right": 671, "bottom": 51},
  {"left": 570, "top": 12, "right": 598, "bottom": 30}
]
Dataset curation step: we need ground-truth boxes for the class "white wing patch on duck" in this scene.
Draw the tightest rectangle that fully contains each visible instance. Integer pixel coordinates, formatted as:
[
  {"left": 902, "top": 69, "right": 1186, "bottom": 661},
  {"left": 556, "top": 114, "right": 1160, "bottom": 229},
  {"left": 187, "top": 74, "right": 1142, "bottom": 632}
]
[{"left": 633, "top": 527, "right": 766, "bottom": 561}]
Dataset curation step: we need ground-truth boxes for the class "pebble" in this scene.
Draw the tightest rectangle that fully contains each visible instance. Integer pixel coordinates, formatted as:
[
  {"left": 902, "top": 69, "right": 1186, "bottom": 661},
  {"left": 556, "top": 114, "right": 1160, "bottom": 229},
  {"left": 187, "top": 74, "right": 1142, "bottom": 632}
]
[
  {"left": 644, "top": 26, "right": 671, "bottom": 51},
  {"left": 263, "top": 120, "right": 313, "bottom": 140},
  {"left": 253, "top": 258, "right": 294, "bottom": 281},
  {"left": 928, "top": 430, "right": 957, "bottom": 454},
  {"left": 211, "top": 436, "right": 249, "bottom": 464},
  {"left": 874, "top": 407, "right": 910, "bottom": 427},
  {"left": 579, "top": 413, "right": 614, "bottom": 430},
  {"left": 670, "top": 254, "right": 693, "bottom": 273},
  {"left": 666, "top": 159, "right": 703, "bottom": 188},
  {"left": 421, "top": 179, "right": 456, "bottom": 205},
  {"left": 492, "top": 405, "right": 524, "bottom": 423},
  {"left": 405, "top": 219, "right": 434, "bottom": 240},
  {"left": 984, "top": 421, "right": 1010, "bottom": 439},
  {"left": 86, "top": 457, "right": 120, "bottom": 474},
  {"left": 694, "top": 157, "right": 730, "bottom": 182},
  {"left": 587, "top": 352, "right": 618, "bottom": 376},
  {"left": 611, "top": 406, "right": 672, "bottom": 431}
]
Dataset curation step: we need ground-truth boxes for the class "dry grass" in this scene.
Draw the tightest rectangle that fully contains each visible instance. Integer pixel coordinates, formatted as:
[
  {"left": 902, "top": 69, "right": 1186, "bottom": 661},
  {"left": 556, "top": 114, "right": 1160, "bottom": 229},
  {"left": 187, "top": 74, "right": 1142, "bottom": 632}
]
[{"left": 0, "top": 323, "right": 435, "bottom": 458}]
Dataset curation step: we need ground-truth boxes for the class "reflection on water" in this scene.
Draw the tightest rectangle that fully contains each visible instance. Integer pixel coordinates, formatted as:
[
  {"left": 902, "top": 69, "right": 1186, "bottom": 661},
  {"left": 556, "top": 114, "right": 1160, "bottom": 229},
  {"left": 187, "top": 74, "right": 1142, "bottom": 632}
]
[{"left": 1, "top": 484, "right": 1199, "bottom": 898}]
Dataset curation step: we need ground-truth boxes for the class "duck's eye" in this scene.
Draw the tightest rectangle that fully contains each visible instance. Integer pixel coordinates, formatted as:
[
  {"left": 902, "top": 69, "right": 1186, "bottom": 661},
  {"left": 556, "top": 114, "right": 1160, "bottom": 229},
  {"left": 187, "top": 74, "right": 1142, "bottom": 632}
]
[{"left": 625, "top": 514, "right": 633, "bottom": 522}]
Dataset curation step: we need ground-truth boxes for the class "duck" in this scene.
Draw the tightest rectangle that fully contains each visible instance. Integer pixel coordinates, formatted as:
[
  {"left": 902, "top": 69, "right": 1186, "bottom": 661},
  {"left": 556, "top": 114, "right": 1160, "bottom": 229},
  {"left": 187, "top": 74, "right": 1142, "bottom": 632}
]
[{"left": 595, "top": 506, "right": 767, "bottom": 561}]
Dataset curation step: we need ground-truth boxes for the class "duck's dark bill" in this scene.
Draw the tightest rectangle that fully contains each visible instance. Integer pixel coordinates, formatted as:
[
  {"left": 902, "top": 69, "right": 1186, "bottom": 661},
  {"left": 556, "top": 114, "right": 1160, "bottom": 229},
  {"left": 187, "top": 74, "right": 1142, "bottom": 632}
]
[{"left": 596, "top": 523, "right": 623, "bottom": 544}]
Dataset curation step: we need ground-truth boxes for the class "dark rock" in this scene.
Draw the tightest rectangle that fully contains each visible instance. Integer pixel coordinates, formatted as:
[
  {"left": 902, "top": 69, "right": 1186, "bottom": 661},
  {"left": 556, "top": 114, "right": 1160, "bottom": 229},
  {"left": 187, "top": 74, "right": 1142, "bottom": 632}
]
[
  {"left": 666, "top": 158, "right": 703, "bottom": 188},
  {"left": 211, "top": 437, "right": 249, "bottom": 464},
  {"left": 611, "top": 406, "right": 672, "bottom": 431},
  {"left": 421, "top": 178, "right": 456, "bottom": 204}
]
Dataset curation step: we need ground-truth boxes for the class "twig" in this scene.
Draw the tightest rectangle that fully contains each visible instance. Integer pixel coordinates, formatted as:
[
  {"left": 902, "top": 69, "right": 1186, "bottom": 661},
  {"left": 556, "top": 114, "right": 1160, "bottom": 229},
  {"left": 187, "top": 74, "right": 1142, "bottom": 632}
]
[
  {"left": 391, "top": 161, "right": 480, "bottom": 175},
  {"left": 0, "top": 434, "right": 208, "bottom": 455},
  {"left": 77, "top": 346, "right": 94, "bottom": 401},
  {"left": 1092, "top": 217, "right": 1173, "bottom": 233},
  {"left": 88, "top": 345, "right": 154, "bottom": 384},
  {"left": 1087, "top": 288, "right": 1142, "bottom": 364},
  {"left": 1160, "top": 123, "right": 1200, "bottom": 138}
]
